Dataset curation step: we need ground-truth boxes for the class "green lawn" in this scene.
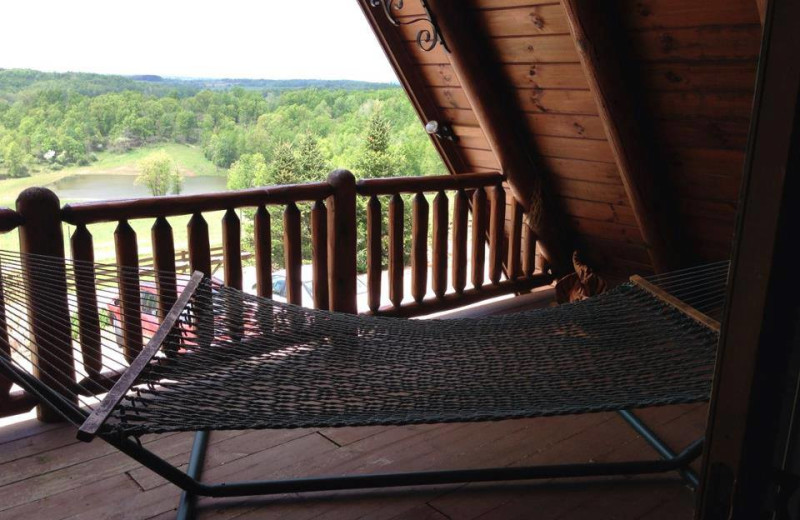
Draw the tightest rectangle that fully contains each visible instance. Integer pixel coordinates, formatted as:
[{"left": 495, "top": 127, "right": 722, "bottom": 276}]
[
  {"left": 0, "top": 144, "right": 227, "bottom": 260},
  {"left": 82, "top": 143, "right": 223, "bottom": 177}
]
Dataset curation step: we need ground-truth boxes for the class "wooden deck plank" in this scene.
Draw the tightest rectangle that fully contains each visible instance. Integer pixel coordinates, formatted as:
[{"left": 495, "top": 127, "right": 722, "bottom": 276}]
[{"left": 0, "top": 402, "right": 704, "bottom": 519}]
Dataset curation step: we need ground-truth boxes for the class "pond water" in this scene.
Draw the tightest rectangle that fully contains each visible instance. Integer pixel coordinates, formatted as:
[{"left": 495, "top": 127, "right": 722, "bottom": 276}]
[{"left": 49, "top": 174, "right": 228, "bottom": 202}]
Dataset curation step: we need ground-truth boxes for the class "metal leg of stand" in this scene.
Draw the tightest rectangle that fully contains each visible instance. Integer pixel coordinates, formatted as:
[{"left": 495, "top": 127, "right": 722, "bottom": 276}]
[
  {"left": 176, "top": 431, "right": 210, "bottom": 520},
  {"left": 618, "top": 409, "right": 700, "bottom": 489}
]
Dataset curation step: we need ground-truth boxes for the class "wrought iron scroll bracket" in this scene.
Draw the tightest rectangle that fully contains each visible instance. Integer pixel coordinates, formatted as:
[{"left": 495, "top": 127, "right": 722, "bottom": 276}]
[{"left": 369, "top": 0, "right": 450, "bottom": 53}]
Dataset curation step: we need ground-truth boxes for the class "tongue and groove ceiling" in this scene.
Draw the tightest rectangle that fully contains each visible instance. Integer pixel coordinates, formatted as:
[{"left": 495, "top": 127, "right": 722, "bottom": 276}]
[{"left": 359, "top": 0, "right": 762, "bottom": 275}]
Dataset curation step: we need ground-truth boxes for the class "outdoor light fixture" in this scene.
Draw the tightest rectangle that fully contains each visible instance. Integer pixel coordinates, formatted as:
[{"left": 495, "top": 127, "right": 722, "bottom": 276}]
[
  {"left": 369, "top": 0, "right": 449, "bottom": 53},
  {"left": 425, "top": 120, "right": 457, "bottom": 142}
]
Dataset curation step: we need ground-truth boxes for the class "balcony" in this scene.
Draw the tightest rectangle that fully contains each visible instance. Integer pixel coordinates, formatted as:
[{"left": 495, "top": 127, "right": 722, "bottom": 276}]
[{"left": 0, "top": 172, "right": 701, "bottom": 519}]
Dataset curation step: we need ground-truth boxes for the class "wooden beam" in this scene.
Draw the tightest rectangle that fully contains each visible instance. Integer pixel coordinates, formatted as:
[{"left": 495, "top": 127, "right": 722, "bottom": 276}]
[
  {"left": 699, "top": 0, "right": 800, "bottom": 515},
  {"left": 562, "top": 1, "right": 685, "bottom": 273},
  {"left": 358, "top": 0, "right": 468, "bottom": 175},
  {"left": 425, "top": 0, "right": 572, "bottom": 273},
  {"left": 756, "top": 0, "right": 767, "bottom": 25}
]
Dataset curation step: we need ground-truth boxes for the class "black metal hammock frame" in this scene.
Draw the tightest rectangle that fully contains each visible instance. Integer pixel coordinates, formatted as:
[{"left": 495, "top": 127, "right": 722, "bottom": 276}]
[{"left": 0, "top": 250, "right": 727, "bottom": 519}]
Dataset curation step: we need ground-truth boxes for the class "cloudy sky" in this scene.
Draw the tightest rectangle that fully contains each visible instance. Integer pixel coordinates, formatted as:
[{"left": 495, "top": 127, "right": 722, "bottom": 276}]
[{"left": 1, "top": 0, "right": 399, "bottom": 82}]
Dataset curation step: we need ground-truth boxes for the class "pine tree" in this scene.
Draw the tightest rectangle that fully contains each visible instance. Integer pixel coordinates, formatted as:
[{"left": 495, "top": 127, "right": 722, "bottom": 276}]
[
  {"left": 295, "top": 133, "right": 328, "bottom": 182},
  {"left": 355, "top": 109, "right": 401, "bottom": 179},
  {"left": 269, "top": 142, "right": 299, "bottom": 185}
]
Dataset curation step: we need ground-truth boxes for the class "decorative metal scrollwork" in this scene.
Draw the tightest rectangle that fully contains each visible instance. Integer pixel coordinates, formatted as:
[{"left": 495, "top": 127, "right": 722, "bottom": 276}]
[{"left": 369, "top": 0, "right": 449, "bottom": 53}]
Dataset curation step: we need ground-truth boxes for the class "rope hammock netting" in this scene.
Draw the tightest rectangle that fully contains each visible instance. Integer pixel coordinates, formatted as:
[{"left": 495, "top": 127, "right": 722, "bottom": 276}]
[{"left": 0, "top": 250, "right": 727, "bottom": 439}]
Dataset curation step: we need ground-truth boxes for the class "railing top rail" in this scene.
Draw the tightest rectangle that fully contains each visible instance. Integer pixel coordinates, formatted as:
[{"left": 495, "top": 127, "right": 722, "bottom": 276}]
[
  {"left": 356, "top": 172, "right": 503, "bottom": 196},
  {"left": 60, "top": 182, "right": 334, "bottom": 225},
  {"left": 0, "top": 208, "right": 22, "bottom": 233}
]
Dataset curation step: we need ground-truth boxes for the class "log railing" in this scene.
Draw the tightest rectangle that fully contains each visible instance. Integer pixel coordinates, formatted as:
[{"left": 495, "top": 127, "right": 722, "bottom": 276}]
[
  {"left": 355, "top": 172, "right": 550, "bottom": 317},
  {"left": 0, "top": 169, "right": 552, "bottom": 421}
]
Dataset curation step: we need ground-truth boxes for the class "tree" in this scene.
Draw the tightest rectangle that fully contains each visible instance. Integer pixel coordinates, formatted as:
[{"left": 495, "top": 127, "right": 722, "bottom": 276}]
[
  {"left": 355, "top": 109, "right": 402, "bottom": 179},
  {"left": 135, "top": 151, "right": 182, "bottom": 196},
  {"left": 2, "top": 141, "right": 29, "bottom": 177},
  {"left": 227, "top": 153, "right": 268, "bottom": 191},
  {"left": 295, "top": 133, "right": 329, "bottom": 182},
  {"left": 268, "top": 142, "right": 299, "bottom": 185}
]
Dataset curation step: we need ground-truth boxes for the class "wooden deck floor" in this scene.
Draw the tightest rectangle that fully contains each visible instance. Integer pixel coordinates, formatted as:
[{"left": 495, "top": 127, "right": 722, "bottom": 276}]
[{"left": 0, "top": 403, "right": 705, "bottom": 520}]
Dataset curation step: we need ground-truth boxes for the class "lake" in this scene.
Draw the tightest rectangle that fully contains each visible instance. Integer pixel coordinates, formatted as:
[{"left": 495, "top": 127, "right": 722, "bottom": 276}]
[{"left": 49, "top": 174, "right": 228, "bottom": 202}]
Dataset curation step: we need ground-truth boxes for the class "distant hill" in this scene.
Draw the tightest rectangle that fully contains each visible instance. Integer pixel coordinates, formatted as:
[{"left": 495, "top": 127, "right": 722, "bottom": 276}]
[{"left": 0, "top": 69, "right": 398, "bottom": 100}]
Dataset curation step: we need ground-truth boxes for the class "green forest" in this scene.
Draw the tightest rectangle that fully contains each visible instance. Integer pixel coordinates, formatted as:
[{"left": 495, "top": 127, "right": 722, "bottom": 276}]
[{"left": 0, "top": 68, "right": 444, "bottom": 182}]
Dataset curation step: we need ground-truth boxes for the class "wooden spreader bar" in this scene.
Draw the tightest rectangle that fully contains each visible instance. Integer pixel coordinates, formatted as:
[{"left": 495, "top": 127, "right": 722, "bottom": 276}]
[
  {"left": 630, "top": 274, "right": 721, "bottom": 333},
  {"left": 77, "top": 271, "right": 205, "bottom": 442}
]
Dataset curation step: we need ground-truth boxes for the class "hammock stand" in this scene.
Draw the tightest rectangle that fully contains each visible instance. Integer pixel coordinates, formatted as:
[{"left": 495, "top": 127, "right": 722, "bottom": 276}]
[{"left": 0, "top": 253, "right": 724, "bottom": 519}]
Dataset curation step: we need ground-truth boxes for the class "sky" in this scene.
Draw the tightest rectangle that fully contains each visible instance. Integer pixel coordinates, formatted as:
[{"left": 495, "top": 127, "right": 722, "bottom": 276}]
[{"left": 0, "top": 0, "right": 399, "bottom": 83}]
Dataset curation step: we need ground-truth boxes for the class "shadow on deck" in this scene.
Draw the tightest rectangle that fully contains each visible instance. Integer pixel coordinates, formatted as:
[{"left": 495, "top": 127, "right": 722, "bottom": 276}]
[{"left": 0, "top": 292, "right": 704, "bottom": 520}]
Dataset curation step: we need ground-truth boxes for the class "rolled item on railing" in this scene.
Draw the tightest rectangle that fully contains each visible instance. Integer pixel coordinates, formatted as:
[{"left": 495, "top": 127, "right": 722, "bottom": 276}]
[
  {"left": 356, "top": 172, "right": 502, "bottom": 196},
  {"left": 0, "top": 208, "right": 22, "bottom": 233},
  {"left": 60, "top": 182, "right": 334, "bottom": 225}
]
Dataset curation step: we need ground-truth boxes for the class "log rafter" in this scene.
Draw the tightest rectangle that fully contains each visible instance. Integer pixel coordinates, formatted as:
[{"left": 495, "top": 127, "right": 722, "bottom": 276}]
[
  {"left": 424, "top": 0, "right": 573, "bottom": 274},
  {"left": 562, "top": 0, "right": 686, "bottom": 273}
]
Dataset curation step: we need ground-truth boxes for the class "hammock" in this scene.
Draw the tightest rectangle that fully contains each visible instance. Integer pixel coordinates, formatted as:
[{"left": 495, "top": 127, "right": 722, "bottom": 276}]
[{"left": 0, "top": 250, "right": 727, "bottom": 512}]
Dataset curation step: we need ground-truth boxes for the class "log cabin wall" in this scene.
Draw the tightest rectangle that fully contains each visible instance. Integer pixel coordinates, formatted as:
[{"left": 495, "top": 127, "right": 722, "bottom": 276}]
[{"left": 361, "top": 0, "right": 762, "bottom": 276}]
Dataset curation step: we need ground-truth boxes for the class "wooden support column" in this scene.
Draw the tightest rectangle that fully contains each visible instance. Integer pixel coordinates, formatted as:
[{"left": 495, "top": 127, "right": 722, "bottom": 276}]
[
  {"left": 425, "top": 0, "right": 572, "bottom": 274},
  {"left": 16, "top": 188, "right": 76, "bottom": 422},
  {"left": 327, "top": 170, "right": 357, "bottom": 314},
  {"left": 562, "top": 1, "right": 684, "bottom": 273}
]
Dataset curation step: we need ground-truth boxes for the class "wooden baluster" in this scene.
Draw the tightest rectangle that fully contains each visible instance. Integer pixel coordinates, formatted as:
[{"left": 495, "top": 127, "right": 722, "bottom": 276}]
[
  {"left": 114, "top": 220, "right": 143, "bottom": 364},
  {"left": 432, "top": 190, "right": 448, "bottom": 299},
  {"left": 187, "top": 212, "right": 213, "bottom": 349},
  {"left": 489, "top": 183, "right": 506, "bottom": 285},
  {"left": 151, "top": 217, "right": 177, "bottom": 320},
  {"left": 71, "top": 224, "right": 102, "bottom": 379},
  {"left": 537, "top": 242, "right": 549, "bottom": 273},
  {"left": 16, "top": 188, "right": 76, "bottom": 421},
  {"left": 284, "top": 202, "right": 302, "bottom": 306},
  {"left": 187, "top": 213, "right": 211, "bottom": 275},
  {"left": 254, "top": 206, "right": 272, "bottom": 298},
  {"left": 389, "top": 194, "right": 404, "bottom": 308},
  {"left": 310, "top": 200, "right": 329, "bottom": 310},
  {"left": 327, "top": 170, "right": 357, "bottom": 313},
  {"left": 222, "top": 209, "right": 242, "bottom": 290},
  {"left": 471, "top": 187, "right": 487, "bottom": 290},
  {"left": 523, "top": 222, "right": 536, "bottom": 278},
  {"left": 452, "top": 189, "right": 468, "bottom": 294},
  {"left": 367, "top": 195, "right": 382, "bottom": 312},
  {"left": 411, "top": 192, "right": 429, "bottom": 303},
  {"left": 508, "top": 200, "right": 523, "bottom": 280}
]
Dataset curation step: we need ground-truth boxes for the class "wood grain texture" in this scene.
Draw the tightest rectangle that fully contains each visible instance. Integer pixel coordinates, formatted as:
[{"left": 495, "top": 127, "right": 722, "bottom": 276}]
[
  {"left": 222, "top": 209, "right": 242, "bottom": 290},
  {"left": 411, "top": 193, "right": 429, "bottom": 303},
  {"left": 388, "top": 194, "right": 404, "bottom": 307},
  {"left": 563, "top": 0, "right": 684, "bottom": 272},
  {"left": 283, "top": 202, "right": 303, "bottom": 306},
  {"left": 187, "top": 213, "right": 211, "bottom": 276},
  {"left": 471, "top": 187, "right": 487, "bottom": 289},
  {"left": 70, "top": 225, "right": 102, "bottom": 378},
  {"left": 254, "top": 206, "right": 272, "bottom": 298},
  {"left": 310, "top": 200, "right": 329, "bottom": 310},
  {"left": 113, "top": 220, "right": 142, "bottom": 364},
  {"left": 489, "top": 184, "right": 506, "bottom": 285},
  {"left": 432, "top": 191, "right": 448, "bottom": 299},
  {"left": 366, "top": 195, "right": 382, "bottom": 312}
]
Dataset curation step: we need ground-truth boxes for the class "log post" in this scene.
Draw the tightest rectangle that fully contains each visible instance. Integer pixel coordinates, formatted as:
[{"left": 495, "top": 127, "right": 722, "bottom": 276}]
[
  {"left": 327, "top": 170, "right": 357, "bottom": 313},
  {"left": 426, "top": 0, "right": 572, "bottom": 274},
  {"left": 16, "top": 187, "right": 76, "bottom": 422}
]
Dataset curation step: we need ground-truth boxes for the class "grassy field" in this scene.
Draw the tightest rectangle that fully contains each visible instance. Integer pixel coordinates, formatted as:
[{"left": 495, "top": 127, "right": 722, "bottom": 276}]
[
  {"left": 79, "top": 143, "right": 223, "bottom": 177},
  {"left": 0, "top": 144, "right": 227, "bottom": 259}
]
